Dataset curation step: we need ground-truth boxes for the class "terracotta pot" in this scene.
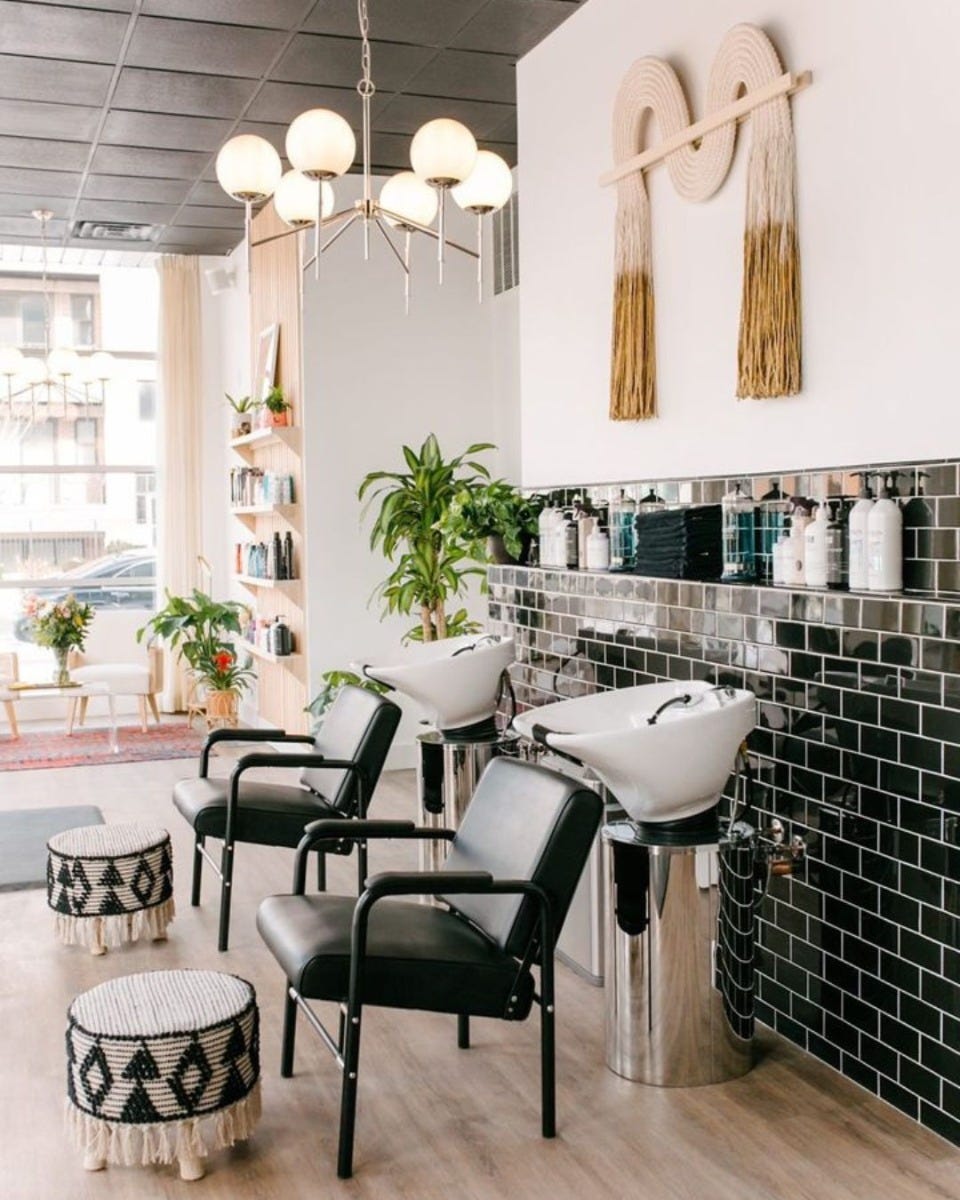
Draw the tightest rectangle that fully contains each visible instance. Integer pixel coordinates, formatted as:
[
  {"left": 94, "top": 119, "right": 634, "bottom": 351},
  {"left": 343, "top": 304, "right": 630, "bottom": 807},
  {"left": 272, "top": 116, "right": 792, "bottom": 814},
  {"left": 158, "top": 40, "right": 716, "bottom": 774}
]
[
  {"left": 205, "top": 689, "right": 238, "bottom": 724},
  {"left": 266, "top": 409, "right": 289, "bottom": 427}
]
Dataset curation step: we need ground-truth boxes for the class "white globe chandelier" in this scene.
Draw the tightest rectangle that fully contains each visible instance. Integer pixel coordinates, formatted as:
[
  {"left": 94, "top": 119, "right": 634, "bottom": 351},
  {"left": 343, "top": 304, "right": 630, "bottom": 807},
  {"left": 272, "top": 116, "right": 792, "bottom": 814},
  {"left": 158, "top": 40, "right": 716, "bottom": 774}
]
[
  {"left": 215, "top": 0, "right": 513, "bottom": 308},
  {"left": 0, "top": 209, "right": 117, "bottom": 441}
]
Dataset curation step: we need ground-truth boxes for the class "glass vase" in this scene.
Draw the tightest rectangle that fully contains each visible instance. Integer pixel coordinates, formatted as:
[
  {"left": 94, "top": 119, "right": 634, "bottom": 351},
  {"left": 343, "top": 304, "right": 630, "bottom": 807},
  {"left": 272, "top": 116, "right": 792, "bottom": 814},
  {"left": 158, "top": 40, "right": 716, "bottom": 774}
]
[{"left": 53, "top": 646, "right": 71, "bottom": 687}]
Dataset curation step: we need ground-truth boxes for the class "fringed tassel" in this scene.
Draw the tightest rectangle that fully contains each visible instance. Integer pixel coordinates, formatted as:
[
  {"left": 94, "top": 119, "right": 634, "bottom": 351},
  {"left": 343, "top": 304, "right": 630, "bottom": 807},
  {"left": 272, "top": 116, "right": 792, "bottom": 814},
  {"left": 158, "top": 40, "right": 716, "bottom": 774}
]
[
  {"left": 610, "top": 182, "right": 656, "bottom": 421},
  {"left": 54, "top": 896, "right": 175, "bottom": 950},
  {"left": 737, "top": 132, "right": 801, "bottom": 398},
  {"left": 65, "top": 1082, "right": 261, "bottom": 1167}
]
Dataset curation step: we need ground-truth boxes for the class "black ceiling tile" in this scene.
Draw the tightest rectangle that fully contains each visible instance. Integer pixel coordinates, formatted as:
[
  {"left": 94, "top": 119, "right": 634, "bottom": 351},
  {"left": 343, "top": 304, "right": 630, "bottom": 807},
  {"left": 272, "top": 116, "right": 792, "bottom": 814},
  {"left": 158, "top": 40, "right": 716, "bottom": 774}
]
[
  {"left": 481, "top": 139, "right": 517, "bottom": 167},
  {"left": 0, "top": 165, "right": 81, "bottom": 197},
  {"left": 246, "top": 80, "right": 363, "bottom": 127},
  {"left": 175, "top": 204, "right": 245, "bottom": 229},
  {"left": 0, "top": 98, "right": 100, "bottom": 142},
  {"left": 452, "top": 0, "right": 579, "bottom": 56},
  {"left": 141, "top": 0, "right": 309, "bottom": 27},
  {"left": 22, "top": 0, "right": 133, "bottom": 8},
  {"left": 112, "top": 67, "right": 259, "bottom": 117},
  {"left": 368, "top": 131, "right": 419, "bottom": 173},
  {"left": 0, "top": 54, "right": 112, "bottom": 107},
  {"left": 89, "top": 143, "right": 209, "bottom": 180},
  {"left": 125, "top": 16, "right": 287, "bottom": 77},
  {"left": 0, "top": 1, "right": 129, "bottom": 62},
  {"left": 305, "top": 0, "right": 488, "bottom": 46},
  {"left": 101, "top": 110, "right": 234, "bottom": 152},
  {"left": 158, "top": 224, "right": 237, "bottom": 249},
  {"left": 488, "top": 109, "right": 517, "bottom": 143},
  {"left": 83, "top": 174, "right": 191, "bottom": 204},
  {"left": 184, "top": 179, "right": 237, "bottom": 206},
  {"left": 0, "top": 214, "right": 67, "bottom": 238},
  {"left": 403, "top": 49, "right": 516, "bottom": 103},
  {"left": 0, "top": 192, "right": 71, "bottom": 218},
  {"left": 0, "top": 135, "right": 88, "bottom": 171},
  {"left": 272, "top": 33, "right": 433, "bottom": 90},
  {"left": 74, "top": 198, "right": 177, "bottom": 224},
  {"left": 375, "top": 93, "right": 512, "bottom": 139}
]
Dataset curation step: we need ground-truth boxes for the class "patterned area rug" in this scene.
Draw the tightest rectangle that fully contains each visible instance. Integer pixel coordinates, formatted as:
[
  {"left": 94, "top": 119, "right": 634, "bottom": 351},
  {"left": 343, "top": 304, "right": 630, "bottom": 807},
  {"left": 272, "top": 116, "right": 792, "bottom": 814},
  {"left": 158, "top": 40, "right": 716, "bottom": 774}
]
[{"left": 0, "top": 723, "right": 203, "bottom": 772}]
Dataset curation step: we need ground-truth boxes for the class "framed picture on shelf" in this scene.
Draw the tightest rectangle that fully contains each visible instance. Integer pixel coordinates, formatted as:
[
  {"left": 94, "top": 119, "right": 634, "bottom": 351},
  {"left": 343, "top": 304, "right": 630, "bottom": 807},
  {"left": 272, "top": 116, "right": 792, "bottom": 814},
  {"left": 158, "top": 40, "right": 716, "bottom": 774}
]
[{"left": 255, "top": 323, "right": 279, "bottom": 402}]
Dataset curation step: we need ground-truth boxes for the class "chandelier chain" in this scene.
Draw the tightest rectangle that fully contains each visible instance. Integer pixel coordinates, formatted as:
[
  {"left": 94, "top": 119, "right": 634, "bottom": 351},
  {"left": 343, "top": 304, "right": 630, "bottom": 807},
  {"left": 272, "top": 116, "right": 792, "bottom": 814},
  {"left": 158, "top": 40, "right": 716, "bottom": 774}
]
[{"left": 356, "top": 0, "right": 375, "bottom": 97}]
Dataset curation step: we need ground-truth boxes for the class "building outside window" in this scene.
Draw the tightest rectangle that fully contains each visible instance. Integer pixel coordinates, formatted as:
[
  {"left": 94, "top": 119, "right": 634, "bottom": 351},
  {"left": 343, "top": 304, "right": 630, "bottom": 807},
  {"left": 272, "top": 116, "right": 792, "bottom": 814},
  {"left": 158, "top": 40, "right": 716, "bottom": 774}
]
[{"left": 0, "top": 265, "right": 158, "bottom": 675}]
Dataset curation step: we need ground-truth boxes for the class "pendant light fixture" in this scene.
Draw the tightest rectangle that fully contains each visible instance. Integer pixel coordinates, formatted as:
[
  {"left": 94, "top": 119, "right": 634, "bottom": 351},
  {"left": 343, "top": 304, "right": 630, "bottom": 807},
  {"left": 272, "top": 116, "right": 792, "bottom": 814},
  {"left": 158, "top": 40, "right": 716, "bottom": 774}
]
[
  {"left": 0, "top": 210, "right": 117, "bottom": 441},
  {"left": 214, "top": 0, "right": 512, "bottom": 306}
]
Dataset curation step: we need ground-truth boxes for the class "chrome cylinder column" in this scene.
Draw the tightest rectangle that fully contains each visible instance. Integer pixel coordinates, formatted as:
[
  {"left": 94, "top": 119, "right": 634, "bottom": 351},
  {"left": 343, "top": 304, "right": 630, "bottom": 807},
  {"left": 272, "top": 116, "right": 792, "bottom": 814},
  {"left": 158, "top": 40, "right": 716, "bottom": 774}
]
[
  {"left": 416, "top": 728, "right": 519, "bottom": 875},
  {"left": 602, "top": 820, "right": 755, "bottom": 1086}
]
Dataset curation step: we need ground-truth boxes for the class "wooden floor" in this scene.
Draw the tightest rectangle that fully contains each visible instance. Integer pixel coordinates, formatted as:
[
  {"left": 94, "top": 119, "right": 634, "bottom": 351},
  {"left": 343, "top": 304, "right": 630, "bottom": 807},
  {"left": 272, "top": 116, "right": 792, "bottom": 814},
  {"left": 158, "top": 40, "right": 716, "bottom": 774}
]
[{"left": 2, "top": 751, "right": 960, "bottom": 1200}]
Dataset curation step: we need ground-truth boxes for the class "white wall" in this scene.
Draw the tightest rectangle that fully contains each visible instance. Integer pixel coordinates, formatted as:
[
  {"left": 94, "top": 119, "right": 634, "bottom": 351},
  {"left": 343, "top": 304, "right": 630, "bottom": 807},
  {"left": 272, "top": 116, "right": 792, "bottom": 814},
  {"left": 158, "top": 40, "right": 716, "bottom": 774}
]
[
  {"left": 301, "top": 175, "right": 517, "bottom": 761},
  {"left": 199, "top": 251, "right": 249, "bottom": 599},
  {"left": 517, "top": 0, "right": 960, "bottom": 486}
]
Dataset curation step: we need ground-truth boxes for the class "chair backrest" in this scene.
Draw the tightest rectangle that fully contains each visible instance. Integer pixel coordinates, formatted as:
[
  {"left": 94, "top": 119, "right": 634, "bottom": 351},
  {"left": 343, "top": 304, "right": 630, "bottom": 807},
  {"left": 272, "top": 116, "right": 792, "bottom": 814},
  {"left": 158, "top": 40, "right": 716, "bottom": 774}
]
[
  {"left": 77, "top": 609, "right": 151, "bottom": 666},
  {"left": 440, "top": 757, "right": 603, "bottom": 959},
  {"left": 300, "top": 684, "right": 402, "bottom": 813}
]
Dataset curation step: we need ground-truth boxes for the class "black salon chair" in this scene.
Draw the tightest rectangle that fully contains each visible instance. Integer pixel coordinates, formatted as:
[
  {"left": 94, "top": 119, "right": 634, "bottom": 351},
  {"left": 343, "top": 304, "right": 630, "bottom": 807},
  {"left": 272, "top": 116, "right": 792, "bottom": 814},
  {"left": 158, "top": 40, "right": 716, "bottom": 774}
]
[
  {"left": 173, "top": 684, "right": 401, "bottom": 950},
  {"left": 256, "top": 756, "right": 603, "bottom": 1179}
]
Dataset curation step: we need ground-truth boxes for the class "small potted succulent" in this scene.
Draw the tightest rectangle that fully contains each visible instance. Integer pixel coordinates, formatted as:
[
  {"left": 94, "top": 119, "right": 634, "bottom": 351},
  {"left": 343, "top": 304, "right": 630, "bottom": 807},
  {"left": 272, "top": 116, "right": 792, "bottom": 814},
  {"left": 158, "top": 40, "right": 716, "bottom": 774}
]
[
  {"left": 261, "top": 385, "right": 291, "bottom": 428},
  {"left": 226, "top": 393, "right": 261, "bottom": 438},
  {"left": 441, "top": 480, "right": 546, "bottom": 565}
]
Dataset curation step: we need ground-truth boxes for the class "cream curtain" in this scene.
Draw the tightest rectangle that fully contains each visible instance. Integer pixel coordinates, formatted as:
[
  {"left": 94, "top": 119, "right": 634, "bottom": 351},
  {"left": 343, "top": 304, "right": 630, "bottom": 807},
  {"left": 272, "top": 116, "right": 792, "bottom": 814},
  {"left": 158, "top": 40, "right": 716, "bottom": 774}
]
[{"left": 156, "top": 255, "right": 202, "bottom": 712}]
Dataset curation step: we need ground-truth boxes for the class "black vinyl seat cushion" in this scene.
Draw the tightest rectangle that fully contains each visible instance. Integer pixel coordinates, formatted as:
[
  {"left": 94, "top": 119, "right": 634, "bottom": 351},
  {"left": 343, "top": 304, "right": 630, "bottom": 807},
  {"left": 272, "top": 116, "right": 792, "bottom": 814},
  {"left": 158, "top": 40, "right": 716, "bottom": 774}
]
[
  {"left": 257, "top": 893, "right": 535, "bottom": 1020},
  {"left": 173, "top": 777, "right": 337, "bottom": 848}
]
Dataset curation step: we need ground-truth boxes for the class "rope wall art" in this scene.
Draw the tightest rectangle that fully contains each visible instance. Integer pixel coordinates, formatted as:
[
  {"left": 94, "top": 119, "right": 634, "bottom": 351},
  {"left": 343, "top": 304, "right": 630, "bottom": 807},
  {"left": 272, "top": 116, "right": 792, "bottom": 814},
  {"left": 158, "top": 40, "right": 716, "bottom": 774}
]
[{"left": 605, "top": 24, "right": 809, "bottom": 421}]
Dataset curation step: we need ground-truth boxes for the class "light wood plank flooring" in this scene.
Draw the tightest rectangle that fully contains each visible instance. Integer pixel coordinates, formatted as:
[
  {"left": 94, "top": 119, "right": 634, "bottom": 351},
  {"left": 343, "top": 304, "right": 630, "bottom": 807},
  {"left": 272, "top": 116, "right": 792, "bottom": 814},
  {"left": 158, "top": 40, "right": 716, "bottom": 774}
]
[{"left": 2, "top": 753, "right": 960, "bottom": 1200}]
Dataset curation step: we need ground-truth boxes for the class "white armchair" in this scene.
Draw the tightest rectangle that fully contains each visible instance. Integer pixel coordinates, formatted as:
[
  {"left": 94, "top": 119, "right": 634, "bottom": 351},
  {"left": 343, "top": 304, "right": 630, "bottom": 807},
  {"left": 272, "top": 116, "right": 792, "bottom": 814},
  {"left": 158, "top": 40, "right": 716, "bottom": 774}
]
[{"left": 68, "top": 610, "right": 164, "bottom": 733}]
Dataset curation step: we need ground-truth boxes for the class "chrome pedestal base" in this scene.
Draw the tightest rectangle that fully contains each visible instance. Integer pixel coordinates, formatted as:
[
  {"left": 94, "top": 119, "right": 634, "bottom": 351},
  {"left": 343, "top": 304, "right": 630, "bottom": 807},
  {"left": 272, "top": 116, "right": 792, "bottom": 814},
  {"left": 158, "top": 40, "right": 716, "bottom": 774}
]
[{"left": 602, "top": 820, "right": 755, "bottom": 1087}]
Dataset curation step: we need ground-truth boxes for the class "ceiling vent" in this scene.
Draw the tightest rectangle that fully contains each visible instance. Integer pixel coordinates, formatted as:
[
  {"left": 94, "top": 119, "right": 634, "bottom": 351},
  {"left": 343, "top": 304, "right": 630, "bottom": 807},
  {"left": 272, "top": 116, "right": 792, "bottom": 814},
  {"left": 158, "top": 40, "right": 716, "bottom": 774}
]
[{"left": 72, "top": 220, "right": 158, "bottom": 243}]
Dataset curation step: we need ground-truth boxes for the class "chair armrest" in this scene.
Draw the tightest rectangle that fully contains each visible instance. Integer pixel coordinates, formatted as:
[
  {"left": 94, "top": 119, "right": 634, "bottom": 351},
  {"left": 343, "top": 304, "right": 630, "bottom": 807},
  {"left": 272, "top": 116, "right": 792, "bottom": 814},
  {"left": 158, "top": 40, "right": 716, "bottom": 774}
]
[
  {"left": 0, "top": 651, "right": 19, "bottom": 683},
  {"left": 199, "top": 727, "right": 312, "bottom": 776},
  {"left": 346, "top": 877, "right": 556, "bottom": 1012},
  {"left": 363, "top": 870, "right": 493, "bottom": 900},
  {"left": 292, "top": 820, "right": 455, "bottom": 894}
]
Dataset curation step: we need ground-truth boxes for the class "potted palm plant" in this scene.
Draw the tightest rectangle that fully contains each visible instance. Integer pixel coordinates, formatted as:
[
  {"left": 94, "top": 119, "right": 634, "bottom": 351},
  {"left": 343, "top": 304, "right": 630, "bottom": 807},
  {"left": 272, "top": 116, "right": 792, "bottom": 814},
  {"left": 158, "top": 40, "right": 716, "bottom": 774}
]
[
  {"left": 358, "top": 433, "right": 494, "bottom": 642},
  {"left": 441, "top": 480, "right": 545, "bottom": 565},
  {"left": 138, "top": 590, "right": 253, "bottom": 723}
]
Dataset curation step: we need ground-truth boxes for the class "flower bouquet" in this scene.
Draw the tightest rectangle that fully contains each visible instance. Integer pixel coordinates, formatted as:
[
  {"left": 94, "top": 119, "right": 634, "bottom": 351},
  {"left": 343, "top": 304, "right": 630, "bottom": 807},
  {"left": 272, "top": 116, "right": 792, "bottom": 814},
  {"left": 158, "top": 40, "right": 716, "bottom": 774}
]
[{"left": 24, "top": 593, "right": 95, "bottom": 686}]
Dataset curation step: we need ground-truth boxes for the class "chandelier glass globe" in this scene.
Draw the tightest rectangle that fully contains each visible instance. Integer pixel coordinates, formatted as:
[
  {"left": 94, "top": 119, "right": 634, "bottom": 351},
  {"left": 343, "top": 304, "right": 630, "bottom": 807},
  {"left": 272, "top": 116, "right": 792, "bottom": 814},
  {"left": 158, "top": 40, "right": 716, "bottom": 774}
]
[
  {"left": 286, "top": 109, "right": 356, "bottom": 180},
  {"left": 452, "top": 151, "right": 513, "bottom": 214},
  {"left": 410, "top": 119, "right": 478, "bottom": 187},
  {"left": 379, "top": 172, "right": 439, "bottom": 230},
  {"left": 215, "top": 134, "right": 282, "bottom": 203},
  {"left": 275, "top": 171, "right": 335, "bottom": 228}
]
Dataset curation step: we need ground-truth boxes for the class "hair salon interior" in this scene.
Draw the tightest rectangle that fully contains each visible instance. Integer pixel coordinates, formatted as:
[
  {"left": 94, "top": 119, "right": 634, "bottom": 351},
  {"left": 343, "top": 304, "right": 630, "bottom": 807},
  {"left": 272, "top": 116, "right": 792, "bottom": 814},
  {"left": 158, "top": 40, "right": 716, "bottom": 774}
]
[{"left": 2, "top": 0, "right": 960, "bottom": 1196}]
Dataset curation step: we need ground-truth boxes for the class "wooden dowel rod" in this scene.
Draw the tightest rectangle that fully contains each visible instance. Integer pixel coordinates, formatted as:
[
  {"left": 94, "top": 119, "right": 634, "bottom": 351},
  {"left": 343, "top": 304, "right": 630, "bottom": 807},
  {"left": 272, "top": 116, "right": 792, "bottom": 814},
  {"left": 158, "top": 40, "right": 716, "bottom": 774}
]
[{"left": 599, "top": 69, "right": 812, "bottom": 188}]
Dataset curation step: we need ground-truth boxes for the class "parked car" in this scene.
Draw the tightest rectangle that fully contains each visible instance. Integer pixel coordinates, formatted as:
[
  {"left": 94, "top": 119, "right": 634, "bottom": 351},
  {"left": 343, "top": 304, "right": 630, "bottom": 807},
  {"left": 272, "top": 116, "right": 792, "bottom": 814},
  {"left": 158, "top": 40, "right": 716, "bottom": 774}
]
[{"left": 14, "top": 550, "right": 156, "bottom": 642}]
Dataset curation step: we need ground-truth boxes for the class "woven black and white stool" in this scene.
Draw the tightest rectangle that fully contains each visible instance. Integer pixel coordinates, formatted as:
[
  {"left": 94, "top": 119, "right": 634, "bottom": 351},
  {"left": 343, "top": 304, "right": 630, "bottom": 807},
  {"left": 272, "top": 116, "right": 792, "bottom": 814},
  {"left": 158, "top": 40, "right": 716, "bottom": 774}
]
[
  {"left": 66, "top": 969, "right": 260, "bottom": 1182},
  {"left": 47, "top": 823, "right": 175, "bottom": 955}
]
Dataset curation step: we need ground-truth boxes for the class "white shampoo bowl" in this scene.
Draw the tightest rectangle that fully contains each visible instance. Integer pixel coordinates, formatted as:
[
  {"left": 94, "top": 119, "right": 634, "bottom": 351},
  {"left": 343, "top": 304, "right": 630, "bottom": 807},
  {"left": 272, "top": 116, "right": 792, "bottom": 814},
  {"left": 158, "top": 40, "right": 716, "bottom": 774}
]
[
  {"left": 513, "top": 680, "right": 756, "bottom": 824},
  {"left": 358, "top": 634, "right": 516, "bottom": 732}
]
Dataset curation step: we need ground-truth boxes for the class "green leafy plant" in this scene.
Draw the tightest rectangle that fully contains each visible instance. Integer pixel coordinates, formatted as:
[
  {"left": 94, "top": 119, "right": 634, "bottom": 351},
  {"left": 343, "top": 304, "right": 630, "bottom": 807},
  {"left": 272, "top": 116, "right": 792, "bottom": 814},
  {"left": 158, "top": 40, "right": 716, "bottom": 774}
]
[
  {"left": 138, "top": 589, "right": 253, "bottom": 693},
  {"left": 442, "top": 481, "right": 546, "bottom": 563},
  {"left": 305, "top": 669, "right": 388, "bottom": 728},
  {"left": 225, "top": 393, "right": 260, "bottom": 414},
  {"left": 263, "top": 385, "right": 290, "bottom": 414},
  {"left": 358, "top": 434, "right": 494, "bottom": 642}
]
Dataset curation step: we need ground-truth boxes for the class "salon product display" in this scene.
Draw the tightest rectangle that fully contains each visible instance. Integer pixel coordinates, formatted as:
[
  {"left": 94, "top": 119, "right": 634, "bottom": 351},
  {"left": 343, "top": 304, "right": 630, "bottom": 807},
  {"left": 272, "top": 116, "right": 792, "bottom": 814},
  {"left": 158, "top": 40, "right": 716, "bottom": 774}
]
[
  {"left": 230, "top": 467, "right": 296, "bottom": 508},
  {"left": 235, "top": 531, "right": 296, "bottom": 581}
]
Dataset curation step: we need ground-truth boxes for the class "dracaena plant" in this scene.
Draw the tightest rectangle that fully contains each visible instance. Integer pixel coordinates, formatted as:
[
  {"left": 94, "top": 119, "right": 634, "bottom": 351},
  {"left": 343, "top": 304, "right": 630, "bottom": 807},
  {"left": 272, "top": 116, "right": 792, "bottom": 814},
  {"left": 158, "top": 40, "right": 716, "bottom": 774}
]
[{"left": 358, "top": 433, "right": 495, "bottom": 642}]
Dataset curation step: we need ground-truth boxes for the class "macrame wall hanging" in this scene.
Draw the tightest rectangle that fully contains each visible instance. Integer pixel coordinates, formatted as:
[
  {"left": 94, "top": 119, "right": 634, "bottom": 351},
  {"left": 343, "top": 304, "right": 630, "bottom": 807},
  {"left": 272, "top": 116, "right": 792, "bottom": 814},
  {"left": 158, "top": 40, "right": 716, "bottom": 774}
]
[{"left": 602, "top": 24, "right": 811, "bottom": 421}]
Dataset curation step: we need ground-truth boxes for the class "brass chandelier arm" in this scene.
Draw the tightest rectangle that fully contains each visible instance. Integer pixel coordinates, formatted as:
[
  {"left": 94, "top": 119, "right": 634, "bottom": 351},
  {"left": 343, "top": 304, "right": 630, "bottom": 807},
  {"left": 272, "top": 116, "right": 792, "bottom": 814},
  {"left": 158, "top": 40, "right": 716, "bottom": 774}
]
[
  {"left": 376, "top": 207, "right": 479, "bottom": 259},
  {"left": 373, "top": 219, "right": 409, "bottom": 275},
  {"left": 250, "top": 206, "right": 356, "bottom": 250},
  {"left": 301, "top": 211, "right": 361, "bottom": 272}
]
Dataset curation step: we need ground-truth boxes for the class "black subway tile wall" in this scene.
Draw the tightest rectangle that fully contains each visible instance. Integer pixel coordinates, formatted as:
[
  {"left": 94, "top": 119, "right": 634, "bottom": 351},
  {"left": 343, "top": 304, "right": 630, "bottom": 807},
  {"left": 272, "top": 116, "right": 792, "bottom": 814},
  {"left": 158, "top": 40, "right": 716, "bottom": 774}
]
[{"left": 489, "top": 460, "right": 960, "bottom": 1144}]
